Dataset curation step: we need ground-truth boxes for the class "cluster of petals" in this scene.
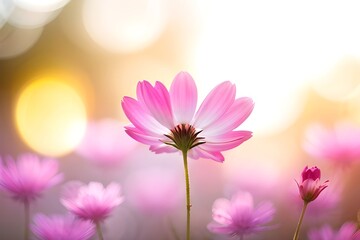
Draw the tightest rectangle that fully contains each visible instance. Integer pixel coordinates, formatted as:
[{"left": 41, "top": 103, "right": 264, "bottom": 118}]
[
  {"left": 308, "top": 222, "right": 360, "bottom": 240},
  {"left": 296, "top": 166, "right": 329, "bottom": 203},
  {"left": 77, "top": 119, "right": 137, "bottom": 167},
  {"left": 304, "top": 122, "right": 360, "bottom": 166},
  {"left": 0, "top": 154, "right": 63, "bottom": 203},
  {"left": 32, "top": 213, "right": 95, "bottom": 240},
  {"left": 207, "top": 191, "right": 275, "bottom": 239},
  {"left": 121, "top": 71, "right": 254, "bottom": 162},
  {"left": 61, "top": 181, "right": 123, "bottom": 222}
]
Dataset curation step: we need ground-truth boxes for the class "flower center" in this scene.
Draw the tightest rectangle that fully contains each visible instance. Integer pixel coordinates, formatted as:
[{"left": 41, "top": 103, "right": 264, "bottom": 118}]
[{"left": 163, "top": 123, "right": 205, "bottom": 152}]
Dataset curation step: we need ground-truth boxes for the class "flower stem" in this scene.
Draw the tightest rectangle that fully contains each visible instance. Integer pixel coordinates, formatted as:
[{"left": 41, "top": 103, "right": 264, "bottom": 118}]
[
  {"left": 96, "top": 221, "right": 104, "bottom": 240},
  {"left": 293, "top": 201, "right": 308, "bottom": 240},
  {"left": 182, "top": 150, "right": 191, "bottom": 240},
  {"left": 24, "top": 201, "right": 30, "bottom": 240}
]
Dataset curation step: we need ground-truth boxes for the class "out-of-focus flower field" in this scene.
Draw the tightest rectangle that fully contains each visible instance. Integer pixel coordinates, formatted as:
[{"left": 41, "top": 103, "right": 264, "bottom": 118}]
[{"left": 1, "top": 1, "right": 360, "bottom": 239}]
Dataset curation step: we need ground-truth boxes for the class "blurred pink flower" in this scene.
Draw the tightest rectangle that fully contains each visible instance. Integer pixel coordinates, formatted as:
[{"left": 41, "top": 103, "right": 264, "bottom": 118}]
[
  {"left": 308, "top": 222, "right": 360, "bottom": 240},
  {"left": 121, "top": 71, "right": 254, "bottom": 162},
  {"left": 304, "top": 122, "right": 360, "bottom": 166},
  {"left": 32, "top": 214, "right": 95, "bottom": 240},
  {"left": 125, "top": 168, "right": 183, "bottom": 215},
  {"left": 0, "top": 154, "right": 63, "bottom": 203},
  {"left": 207, "top": 191, "right": 275, "bottom": 239},
  {"left": 296, "top": 166, "right": 329, "bottom": 203},
  {"left": 77, "top": 119, "right": 137, "bottom": 167},
  {"left": 61, "top": 181, "right": 124, "bottom": 222}
]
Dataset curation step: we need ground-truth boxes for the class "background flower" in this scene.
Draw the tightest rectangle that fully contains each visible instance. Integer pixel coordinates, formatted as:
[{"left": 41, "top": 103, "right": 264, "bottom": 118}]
[
  {"left": 32, "top": 213, "right": 95, "bottom": 240},
  {"left": 207, "top": 191, "right": 275, "bottom": 239},
  {"left": 308, "top": 222, "right": 360, "bottom": 240},
  {"left": 61, "top": 181, "right": 123, "bottom": 222},
  {"left": 303, "top": 122, "right": 360, "bottom": 167},
  {"left": 76, "top": 119, "right": 138, "bottom": 167},
  {"left": 0, "top": 154, "right": 63, "bottom": 203}
]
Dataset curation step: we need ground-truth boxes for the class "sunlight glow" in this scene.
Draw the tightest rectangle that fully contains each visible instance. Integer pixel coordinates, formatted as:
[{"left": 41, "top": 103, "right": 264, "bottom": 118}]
[
  {"left": 82, "top": 0, "right": 168, "bottom": 53},
  {"left": 15, "top": 76, "right": 87, "bottom": 157},
  {"left": 312, "top": 58, "right": 360, "bottom": 102},
  {"left": 194, "top": 0, "right": 360, "bottom": 135}
]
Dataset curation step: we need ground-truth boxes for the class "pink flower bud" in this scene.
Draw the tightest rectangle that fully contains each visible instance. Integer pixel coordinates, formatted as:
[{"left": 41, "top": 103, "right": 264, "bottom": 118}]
[
  {"left": 296, "top": 166, "right": 329, "bottom": 203},
  {"left": 301, "top": 166, "right": 321, "bottom": 182}
]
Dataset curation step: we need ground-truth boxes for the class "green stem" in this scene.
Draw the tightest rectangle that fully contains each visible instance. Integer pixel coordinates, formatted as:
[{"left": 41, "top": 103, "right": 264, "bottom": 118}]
[
  {"left": 24, "top": 201, "right": 30, "bottom": 240},
  {"left": 182, "top": 150, "right": 191, "bottom": 240},
  {"left": 293, "top": 201, "right": 308, "bottom": 240},
  {"left": 96, "top": 221, "right": 104, "bottom": 240}
]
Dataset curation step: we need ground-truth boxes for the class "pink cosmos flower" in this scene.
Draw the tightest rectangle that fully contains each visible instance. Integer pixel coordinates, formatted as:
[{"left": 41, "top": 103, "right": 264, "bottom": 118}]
[
  {"left": 32, "top": 214, "right": 95, "bottom": 240},
  {"left": 296, "top": 166, "right": 329, "bottom": 203},
  {"left": 207, "top": 191, "right": 275, "bottom": 239},
  {"left": 125, "top": 168, "right": 183, "bottom": 215},
  {"left": 61, "top": 181, "right": 124, "bottom": 222},
  {"left": 77, "top": 119, "right": 137, "bottom": 167},
  {"left": 304, "top": 122, "right": 360, "bottom": 166},
  {"left": 121, "top": 71, "right": 254, "bottom": 162},
  {"left": 308, "top": 222, "right": 360, "bottom": 240},
  {"left": 0, "top": 154, "right": 63, "bottom": 203}
]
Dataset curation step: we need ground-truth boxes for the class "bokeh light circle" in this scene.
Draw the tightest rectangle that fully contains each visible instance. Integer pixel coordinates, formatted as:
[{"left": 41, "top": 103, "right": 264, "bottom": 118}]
[
  {"left": 0, "top": 0, "right": 13, "bottom": 29},
  {"left": 15, "top": 77, "right": 87, "bottom": 157},
  {"left": 82, "top": 0, "right": 168, "bottom": 53},
  {"left": 7, "top": 6, "right": 61, "bottom": 28},
  {"left": 0, "top": 26, "right": 43, "bottom": 59},
  {"left": 14, "top": 0, "right": 70, "bottom": 12}
]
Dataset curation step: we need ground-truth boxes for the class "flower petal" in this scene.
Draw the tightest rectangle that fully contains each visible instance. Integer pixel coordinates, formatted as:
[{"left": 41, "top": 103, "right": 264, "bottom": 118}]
[
  {"left": 230, "top": 192, "right": 254, "bottom": 215},
  {"left": 170, "top": 71, "right": 198, "bottom": 124},
  {"left": 136, "top": 81, "right": 174, "bottom": 129},
  {"left": 125, "top": 127, "right": 162, "bottom": 145},
  {"left": 203, "top": 97, "right": 254, "bottom": 136},
  {"left": 202, "top": 131, "right": 253, "bottom": 152},
  {"left": 252, "top": 202, "right": 275, "bottom": 224},
  {"left": 122, "top": 96, "right": 168, "bottom": 135},
  {"left": 336, "top": 222, "right": 357, "bottom": 239},
  {"left": 308, "top": 225, "right": 334, "bottom": 240},
  {"left": 149, "top": 144, "right": 178, "bottom": 154},
  {"left": 193, "top": 81, "right": 236, "bottom": 129},
  {"left": 212, "top": 198, "right": 233, "bottom": 225},
  {"left": 207, "top": 223, "right": 236, "bottom": 235},
  {"left": 188, "top": 147, "right": 224, "bottom": 162}
]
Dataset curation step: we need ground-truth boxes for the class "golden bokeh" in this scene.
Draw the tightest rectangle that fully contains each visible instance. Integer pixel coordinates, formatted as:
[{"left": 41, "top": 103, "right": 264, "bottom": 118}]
[{"left": 15, "top": 76, "right": 87, "bottom": 157}]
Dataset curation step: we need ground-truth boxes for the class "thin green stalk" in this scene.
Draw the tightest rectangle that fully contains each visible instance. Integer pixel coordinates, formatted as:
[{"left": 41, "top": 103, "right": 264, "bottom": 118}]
[
  {"left": 96, "top": 221, "right": 104, "bottom": 240},
  {"left": 24, "top": 201, "right": 30, "bottom": 240},
  {"left": 293, "top": 201, "right": 308, "bottom": 240},
  {"left": 182, "top": 150, "right": 191, "bottom": 240}
]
